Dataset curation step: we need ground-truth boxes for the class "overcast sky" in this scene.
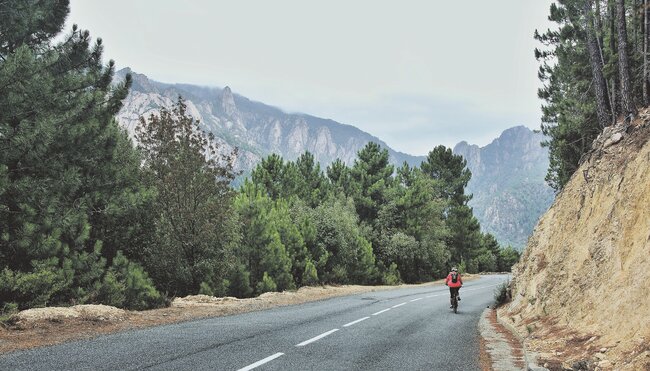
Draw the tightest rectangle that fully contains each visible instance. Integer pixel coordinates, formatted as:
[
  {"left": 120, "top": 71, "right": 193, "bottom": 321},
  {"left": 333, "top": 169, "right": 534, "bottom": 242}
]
[{"left": 67, "top": 0, "right": 553, "bottom": 156}]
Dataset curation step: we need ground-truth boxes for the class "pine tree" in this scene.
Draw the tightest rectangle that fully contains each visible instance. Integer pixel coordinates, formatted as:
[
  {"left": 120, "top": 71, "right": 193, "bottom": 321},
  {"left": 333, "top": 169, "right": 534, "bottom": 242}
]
[
  {"left": 616, "top": 0, "right": 637, "bottom": 117},
  {"left": 584, "top": 0, "right": 613, "bottom": 128},
  {"left": 420, "top": 146, "right": 480, "bottom": 269},
  {"left": 0, "top": 1, "right": 159, "bottom": 309},
  {"left": 350, "top": 142, "right": 393, "bottom": 228}
]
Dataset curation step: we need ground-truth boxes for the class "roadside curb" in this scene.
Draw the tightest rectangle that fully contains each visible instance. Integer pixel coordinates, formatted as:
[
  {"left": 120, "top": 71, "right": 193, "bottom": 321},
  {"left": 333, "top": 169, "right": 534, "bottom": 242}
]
[
  {"left": 494, "top": 310, "right": 549, "bottom": 371},
  {"left": 478, "top": 308, "right": 526, "bottom": 371}
]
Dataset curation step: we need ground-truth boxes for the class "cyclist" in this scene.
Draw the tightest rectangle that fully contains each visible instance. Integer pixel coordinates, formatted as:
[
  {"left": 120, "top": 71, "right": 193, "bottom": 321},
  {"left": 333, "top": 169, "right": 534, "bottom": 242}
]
[{"left": 445, "top": 267, "right": 463, "bottom": 308}]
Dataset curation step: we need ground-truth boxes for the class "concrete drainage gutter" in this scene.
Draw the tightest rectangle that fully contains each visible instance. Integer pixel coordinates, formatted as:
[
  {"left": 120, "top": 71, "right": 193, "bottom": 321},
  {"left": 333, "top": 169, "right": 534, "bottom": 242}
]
[{"left": 478, "top": 308, "right": 549, "bottom": 371}]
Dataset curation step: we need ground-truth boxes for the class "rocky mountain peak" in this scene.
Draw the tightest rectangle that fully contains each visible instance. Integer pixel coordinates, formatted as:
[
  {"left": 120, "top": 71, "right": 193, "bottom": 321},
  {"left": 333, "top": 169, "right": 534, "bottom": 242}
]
[
  {"left": 453, "top": 126, "right": 554, "bottom": 250},
  {"left": 221, "top": 86, "right": 237, "bottom": 116}
]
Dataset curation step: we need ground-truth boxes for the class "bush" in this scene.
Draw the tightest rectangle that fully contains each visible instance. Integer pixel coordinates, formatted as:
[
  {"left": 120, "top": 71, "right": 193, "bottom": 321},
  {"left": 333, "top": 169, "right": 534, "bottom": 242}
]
[
  {"left": 228, "top": 264, "right": 253, "bottom": 298},
  {"left": 98, "top": 251, "right": 163, "bottom": 310},
  {"left": 0, "top": 302, "right": 18, "bottom": 323},
  {"left": 382, "top": 263, "right": 401, "bottom": 285},
  {"left": 302, "top": 260, "right": 319, "bottom": 286},
  {"left": 198, "top": 282, "right": 214, "bottom": 296},
  {"left": 494, "top": 279, "right": 511, "bottom": 307},
  {"left": 256, "top": 272, "right": 277, "bottom": 294}
]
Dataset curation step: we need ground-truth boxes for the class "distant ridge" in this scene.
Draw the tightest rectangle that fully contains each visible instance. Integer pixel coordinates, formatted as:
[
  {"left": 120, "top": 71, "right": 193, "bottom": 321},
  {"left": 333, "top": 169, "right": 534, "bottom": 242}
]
[
  {"left": 453, "top": 126, "right": 555, "bottom": 249},
  {"left": 113, "top": 68, "right": 424, "bottom": 174},
  {"left": 113, "top": 68, "right": 553, "bottom": 249}
]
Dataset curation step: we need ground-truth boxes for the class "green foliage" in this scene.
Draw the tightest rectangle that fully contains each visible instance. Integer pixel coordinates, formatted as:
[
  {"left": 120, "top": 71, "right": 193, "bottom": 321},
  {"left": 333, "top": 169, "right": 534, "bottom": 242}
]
[
  {"left": 310, "top": 198, "right": 377, "bottom": 284},
  {"left": 497, "top": 246, "right": 521, "bottom": 272},
  {"left": 382, "top": 262, "right": 401, "bottom": 285},
  {"left": 494, "top": 279, "right": 512, "bottom": 307},
  {"left": 260, "top": 232, "right": 295, "bottom": 292},
  {"left": 256, "top": 272, "right": 277, "bottom": 294},
  {"left": 136, "top": 98, "right": 240, "bottom": 296},
  {"left": 536, "top": 0, "right": 648, "bottom": 190},
  {"left": 302, "top": 260, "right": 319, "bottom": 286},
  {"left": 228, "top": 263, "right": 253, "bottom": 298},
  {"left": 421, "top": 145, "right": 471, "bottom": 207},
  {"left": 0, "top": 1, "right": 164, "bottom": 310},
  {"left": 350, "top": 142, "right": 394, "bottom": 225},
  {"left": 98, "top": 251, "right": 162, "bottom": 310},
  {"left": 0, "top": 0, "right": 70, "bottom": 57},
  {"left": 198, "top": 282, "right": 214, "bottom": 296},
  {"left": 1, "top": 0, "right": 495, "bottom": 308}
]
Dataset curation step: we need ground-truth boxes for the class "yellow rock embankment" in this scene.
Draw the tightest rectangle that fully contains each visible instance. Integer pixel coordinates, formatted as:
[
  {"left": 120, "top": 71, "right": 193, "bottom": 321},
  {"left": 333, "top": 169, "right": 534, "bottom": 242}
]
[{"left": 500, "top": 120, "right": 650, "bottom": 370}]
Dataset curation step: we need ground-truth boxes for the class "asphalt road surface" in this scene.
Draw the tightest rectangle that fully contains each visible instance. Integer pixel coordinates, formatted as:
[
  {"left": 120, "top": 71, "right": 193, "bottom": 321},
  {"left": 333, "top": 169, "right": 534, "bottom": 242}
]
[{"left": 0, "top": 274, "right": 508, "bottom": 371}]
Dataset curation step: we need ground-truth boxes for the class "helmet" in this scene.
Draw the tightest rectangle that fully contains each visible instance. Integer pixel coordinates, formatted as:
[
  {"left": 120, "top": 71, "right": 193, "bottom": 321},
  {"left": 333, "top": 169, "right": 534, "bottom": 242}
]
[{"left": 451, "top": 267, "right": 458, "bottom": 272}]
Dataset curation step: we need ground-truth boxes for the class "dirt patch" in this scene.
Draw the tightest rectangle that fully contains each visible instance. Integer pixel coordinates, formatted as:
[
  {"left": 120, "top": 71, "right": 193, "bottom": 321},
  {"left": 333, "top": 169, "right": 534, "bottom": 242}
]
[{"left": 0, "top": 277, "right": 480, "bottom": 354}]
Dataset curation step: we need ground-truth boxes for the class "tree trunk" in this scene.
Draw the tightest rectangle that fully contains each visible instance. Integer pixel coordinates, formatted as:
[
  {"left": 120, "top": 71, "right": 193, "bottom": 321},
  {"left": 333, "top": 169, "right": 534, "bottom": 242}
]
[
  {"left": 642, "top": 0, "right": 650, "bottom": 107},
  {"left": 585, "top": 0, "right": 613, "bottom": 128},
  {"left": 616, "top": 0, "right": 637, "bottom": 117},
  {"left": 610, "top": 1, "right": 620, "bottom": 121}
]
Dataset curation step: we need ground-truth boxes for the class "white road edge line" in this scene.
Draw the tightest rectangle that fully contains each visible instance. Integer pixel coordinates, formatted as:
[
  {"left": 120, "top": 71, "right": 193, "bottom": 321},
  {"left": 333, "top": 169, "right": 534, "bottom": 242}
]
[
  {"left": 343, "top": 316, "right": 370, "bottom": 327},
  {"left": 237, "top": 352, "right": 284, "bottom": 371},
  {"left": 372, "top": 308, "right": 391, "bottom": 316},
  {"left": 295, "top": 329, "right": 339, "bottom": 347},
  {"left": 392, "top": 302, "right": 407, "bottom": 308},
  {"left": 409, "top": 298, "right": 423, "bottom": 302}
]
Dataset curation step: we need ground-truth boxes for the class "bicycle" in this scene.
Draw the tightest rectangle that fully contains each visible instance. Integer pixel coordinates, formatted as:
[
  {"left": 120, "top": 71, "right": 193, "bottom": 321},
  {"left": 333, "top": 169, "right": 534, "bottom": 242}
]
[{"left": 451, "top": 292, "right": 459, "bottom": 313}]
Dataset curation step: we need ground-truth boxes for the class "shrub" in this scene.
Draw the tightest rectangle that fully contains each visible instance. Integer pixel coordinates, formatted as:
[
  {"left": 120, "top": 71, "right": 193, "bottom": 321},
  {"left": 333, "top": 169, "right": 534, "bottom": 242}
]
[
  {"left": 228, "top": 264, "right": 253, "bottom": 298},
  {"left": 256, "top": 272, "right": 277, "bottom": 294},
  {"left": 98, "top": 251, "right": 163, "bottom": 310},
  {"left": 494, "top": 279, "right": 512, "bottom": 307},
  {"left": 198, "top": 282, "right": 214, "bottom": 296},
  {"left": 302, "top": 260, "right": 319, "bottom": 286},
  {"left": 382, "top": 263, "right": 401, "bottom": 285}
]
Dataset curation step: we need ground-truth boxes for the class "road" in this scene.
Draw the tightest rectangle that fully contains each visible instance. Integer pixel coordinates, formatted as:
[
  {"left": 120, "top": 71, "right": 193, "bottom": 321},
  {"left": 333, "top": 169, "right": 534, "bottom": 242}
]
[{"left": 0, "top": 274, "right": 508, "bottom": 371}]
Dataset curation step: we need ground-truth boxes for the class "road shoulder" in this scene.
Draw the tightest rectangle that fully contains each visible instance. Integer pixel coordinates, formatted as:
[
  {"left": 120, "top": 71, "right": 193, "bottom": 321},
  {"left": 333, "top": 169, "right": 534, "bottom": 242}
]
[{"left": 478, "top": 308, "right": 531, "bottom": 371}]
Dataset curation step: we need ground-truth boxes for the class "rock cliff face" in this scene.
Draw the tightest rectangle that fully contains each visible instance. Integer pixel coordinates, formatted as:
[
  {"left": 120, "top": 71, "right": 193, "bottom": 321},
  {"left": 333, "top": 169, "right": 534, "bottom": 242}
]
[
  {"left": 500, "top": 118, "right": 650, "bottom": 370},
  {"left": 114, "top": 68, "right": 422, "bottom": 175},
  {"left": 453, "top": 126, "right": 555, "bottom": 250}
]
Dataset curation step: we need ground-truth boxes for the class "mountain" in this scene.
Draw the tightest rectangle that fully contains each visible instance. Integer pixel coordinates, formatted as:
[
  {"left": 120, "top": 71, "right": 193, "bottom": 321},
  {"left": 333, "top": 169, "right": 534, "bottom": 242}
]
[
  {"left": 499, "top": 119, "right": 650, "bottom": 370},
  {"left": 453, "top": 126, "right": 555, "bottom": 250},
  {"left": 113, "top": 68, "right": 424, "bottom": 175},
  {"left": 113, "top": 69, "right": 553, "bottom": 250}
]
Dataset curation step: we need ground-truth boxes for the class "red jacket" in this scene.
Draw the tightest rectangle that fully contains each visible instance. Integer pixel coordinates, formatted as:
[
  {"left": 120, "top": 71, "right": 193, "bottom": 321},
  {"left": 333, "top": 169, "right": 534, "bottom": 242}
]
[{"left": 445, "top": 272, "right": 463, "bottom": 288}]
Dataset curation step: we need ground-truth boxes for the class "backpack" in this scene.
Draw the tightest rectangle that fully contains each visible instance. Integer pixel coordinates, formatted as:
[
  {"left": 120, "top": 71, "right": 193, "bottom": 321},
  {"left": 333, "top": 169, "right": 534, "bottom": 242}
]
[{"left": 451, "top": 272, "right": 458, "bottom": 283}]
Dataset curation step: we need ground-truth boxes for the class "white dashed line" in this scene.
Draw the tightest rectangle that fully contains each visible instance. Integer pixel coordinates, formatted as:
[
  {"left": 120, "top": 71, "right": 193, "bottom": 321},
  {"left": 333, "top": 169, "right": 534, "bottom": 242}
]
[
  {"left": 237, "top": 352, "right": 284, "bottom": 371},
  {"left": 409, "top": 298, "right": 423, "bottom": 302},
  {"left": 372, "top": 308, "right": 391, "bottom": 316},
  {"left": 392, "top": 302, "right": 407, "bottom": 308},
  {"left": 343, "top": 316, "right": 370, "bottom": 327},
  {"left": 295, "top": 329, "right": 339, "bottom": 347}
]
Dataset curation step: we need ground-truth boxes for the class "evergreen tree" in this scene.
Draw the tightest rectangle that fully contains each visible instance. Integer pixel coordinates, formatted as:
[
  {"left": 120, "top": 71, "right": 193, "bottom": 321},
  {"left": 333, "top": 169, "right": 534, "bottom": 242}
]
[
  {"left": 0, "top": 1, "right": 159, "bottom": 309},
  {"left": 350, "top": 142, "right": 394, "bottom": 225},
  {"left": 536, "top": 0, "right": 647, "bottom": 190},
  {"left": 136, "top": 98, "right": 239, "bottom": 296},
  {"left": 311, "top": 198, "right": 376, "bottom": 284},
  {"left": 295, "top": 151, "right": 328, "bottom": 207},
  {"left": 251, "top": 153, "right": 285, "bottom": 200},
  {"left": 420, "top": 145, "right": 471, "bottom": 207},
  {"left": 420, "top": 146, "right": 478, "bottom": 270},
  {"left": 235, "top": 183, "right": 295, "bottom": 293},
  {"left": 376, "top": 166, "right": 449, "bottom": 282}
]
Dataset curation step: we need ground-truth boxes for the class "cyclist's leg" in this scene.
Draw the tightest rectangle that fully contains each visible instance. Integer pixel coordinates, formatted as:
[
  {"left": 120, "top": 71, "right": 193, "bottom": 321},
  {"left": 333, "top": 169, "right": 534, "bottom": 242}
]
[{"left": 449, "top": 287, "right": 455, "bottom": 307}]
